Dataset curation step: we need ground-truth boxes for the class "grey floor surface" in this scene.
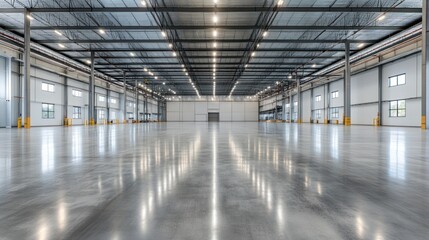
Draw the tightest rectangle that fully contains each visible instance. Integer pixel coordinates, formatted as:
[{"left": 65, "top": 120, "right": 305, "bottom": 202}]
[{"left": 0, "top": 122, "right": 428, "bottom": 240}]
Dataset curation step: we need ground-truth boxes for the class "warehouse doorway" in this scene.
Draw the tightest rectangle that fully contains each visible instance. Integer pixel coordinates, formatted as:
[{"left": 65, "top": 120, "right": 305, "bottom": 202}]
[{"left": 208, "top": 112, "right": 219, "bottom": 122}]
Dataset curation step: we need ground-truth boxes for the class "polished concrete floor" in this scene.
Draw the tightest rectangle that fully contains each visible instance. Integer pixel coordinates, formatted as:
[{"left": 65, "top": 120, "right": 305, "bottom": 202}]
[{"left": 0, "top": 123, "right": 428, "bottom": 240}]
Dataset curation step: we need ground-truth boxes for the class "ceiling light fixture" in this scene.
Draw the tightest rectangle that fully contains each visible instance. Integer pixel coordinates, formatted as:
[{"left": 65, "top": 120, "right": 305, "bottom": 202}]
[
  {"left": 144, "top": 68, "right": 148, "bottom": 72},
  {"left": 378, "top": 14, "right": 386, "bottom": 21},
  {"left": 213, "top": 30, "right": 218, "bottom": 37},
  {"left": 161, "top": 31, "right": 166, "bottom": 37},
  {"left": 277, "top": 0, "right": 284, "bottom": 6},
  {"left": 99, "top": 29, "right": 105, "bottom": 34},
  {"left": 169, "top": 43, "right": 173, "bottom": 48},
  {"left": 213, "top": 14, "right": 218, "bottom": 23},
  {"left": 58, "top": 43, "right": 65, "bottom": 48},
  {"left": 173, "top": 52, "right": 177, "bottom": 56},
  {"left": 130, "top": 52, "right": 135, "bottom": 56},
  {"left": 213, "top": 42, "right": 217, "bottom": 48},
  {"left": 263, "top": 31, "right": 268, "bottom": 37},
  {"left": 54, "top": 30, "right": 62, "bottom": 36},
  {"left": 358, "top": 43, "right": 365, "bottom": 48},
  {"left": 141, "top": 1, "right": 147, "bottom": 7}
]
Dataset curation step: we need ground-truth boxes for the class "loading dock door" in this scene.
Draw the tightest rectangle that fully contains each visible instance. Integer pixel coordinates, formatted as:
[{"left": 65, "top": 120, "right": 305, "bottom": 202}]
[{"left": 208, "top": 113, "right": 220, "bottom": 122}]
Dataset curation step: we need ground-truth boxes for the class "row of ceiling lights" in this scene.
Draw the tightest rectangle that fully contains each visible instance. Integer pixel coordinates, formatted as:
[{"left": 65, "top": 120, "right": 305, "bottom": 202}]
[{"left": 26, "top": 0, "right": 390, "bottom": 98}]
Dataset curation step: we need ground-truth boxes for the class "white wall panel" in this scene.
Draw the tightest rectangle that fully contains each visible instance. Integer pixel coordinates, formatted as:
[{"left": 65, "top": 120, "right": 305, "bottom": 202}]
[
  {"left": 302, "top": 90, "right": 311, "bottom": 122},
  {"left": 351, "top": 68, "right": 378, "bottom": 104},
  {"left": 232, "top": 102, "right": 245, "bottom": 121},
  {"left": 182, "top": 102, "right": 195, "bottom": 121},
  {"left": 195, "top": 102, "right": 208, "bottom": 114},
  {"left": 351, "top": 104, "right": 378, "bottom": 125},
  {"left": 220, "top": 102, "right": 232, "bottom": 121}
]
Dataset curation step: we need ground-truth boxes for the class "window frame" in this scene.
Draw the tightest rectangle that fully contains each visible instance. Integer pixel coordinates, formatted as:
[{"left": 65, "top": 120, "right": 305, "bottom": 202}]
[
  {"left": 98, "top": 95, "right": 106, "bottom": 102},
  {"left": 331, "top": 91, "right": 339, "bottom": 99},
  {"left": 110, "top": 98, "right": 117, "bottom": 104},
  {"left": 41, "top": 82, "right": 55, "bottom": 93},
  {"left": 315, "top": 95, "right": 322, "bottom": 102},
  {"left": 42, "top": 103, "right": 55, "bottom": 119},
  {"left": 72, "top": 106, "right": 82, "bottom": 119},
  {"left": 72, "top": 89, "right": 82, "bottom": 97},
  {"left": 330, "top": 108, "right": 340, "bottom": 119},
  {"left": 388, "top": 73, "right": 406, "bottom": 87},
  {"left": 389, "top": 100, "right": 406, "bottom": 117},
  {"left": 98, "top": 110, "right": 106, "bottom": 119}
]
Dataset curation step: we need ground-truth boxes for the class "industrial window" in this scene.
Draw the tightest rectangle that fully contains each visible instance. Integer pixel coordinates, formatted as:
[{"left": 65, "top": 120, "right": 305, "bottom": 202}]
[
  {"left": 72, "top": 106, "right": 81, "bottom": 119},
  {"left": 389, "top": 100, "right": 406, "bottom": 117},
  {"left": 331, "top": 108, "right": 340, "bottom": 119},
  {"left": 315, "top": 95, "right": 322, "bottom": 102},
  {"left": 331, "top": 91, "right": 339, "bottom": 99},
  {"left": 42, "top": 103, "right": 55, "bottom": 119},
  {"left": 98, "top": 95, "right": 106, "bottom": 102},
  {"left": 389, "top": 74, "right": 406, "bottom": 87},
  {"left": 315, "top": 110, "right": 322, "bottom": 119},
  {"left": 129, "top": 102, "right": 133, "bottom": 107},
  {"left": 72, "top": 89, "right": 82, "bottom": 97},
  {"left": 98, "top": 110, "right": 106, "bottom": 119},
  {"left": 111, "top": 112, "right": 116, "bottom": 120},
  {"left": 110, "top": 98, "right": 117, "bottom": 104},
  {"left": 293, "top": 101, "right": 298, "bottom": 107},
  {"left": 286, "top": 103, "right": 290, "bottom": 108},
  {"left": 41, "top": 82, "right": 55, "bottom": 92}
]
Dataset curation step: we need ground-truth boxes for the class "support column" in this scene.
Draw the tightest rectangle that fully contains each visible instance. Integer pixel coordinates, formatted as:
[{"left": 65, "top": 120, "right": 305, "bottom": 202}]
[
  {"left": 89, "top": 51, "right": 95, "bottom": 125},
  {"left": 378, "top": 65, "right": 383, "bottom": 126},
  {"left": 107, "top": 83, "right": 111, "bottom": 124},
  {"left": 310, "top": 86, "right": 314, "bottom": 123},
  {"left": 289, "top": 93, "right": 292, "bottom": 123},
  {"left": 326, "top": 82, "right": 330, "bottom": 124},
  {"left": 344, "top": 42, "right": 352, "bottom": 126},
  {"left": 23, "top": 9, "right": 31, "bottom": 128},
  {"left": 123, "top": 72, "right": 127, "bottom": 124},
  {"left": 422, "top": 0, "right": 428, "bottom": 129},
  {"left": 64, "top": 75, "right": 68, "bottom": 126},
  {"left": 296, "top": 77, "right": 302, "bottom": 124},
  {"left": 135, "top": 80, "right": 139, "bottom": 123}
]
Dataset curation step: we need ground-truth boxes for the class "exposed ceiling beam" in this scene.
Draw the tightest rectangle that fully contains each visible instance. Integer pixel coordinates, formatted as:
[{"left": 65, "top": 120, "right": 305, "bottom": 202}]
[
  {"left": 39, "top": 39, "right": 377, "bottom": 44},
  {"left": 75, "top": 56, "right": 343, "bottom": 59},
  {"left": 60, "top": 48, "right": 354, "bottom": 52},
  {"left": 94, "top": 62, "right": 323, "bottom": 66},
  {"left": 23, "top": 7, "right": 422, "bottom": 13},
  {"left": 12, "top": 25, "right": 408, "bottom": 31}
]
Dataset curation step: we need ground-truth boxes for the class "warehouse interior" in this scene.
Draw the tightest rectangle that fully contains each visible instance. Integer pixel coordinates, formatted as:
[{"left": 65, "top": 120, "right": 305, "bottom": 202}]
[{"left": 0, "top": 0, "right": 428, "bottom": 239}]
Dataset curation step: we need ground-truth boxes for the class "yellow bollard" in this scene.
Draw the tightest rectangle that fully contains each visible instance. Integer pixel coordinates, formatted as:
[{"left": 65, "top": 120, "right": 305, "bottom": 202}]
[
  {"left": 24, "top": 117, "right": 31, "bottom": 129},
  {"left": 90, "top": 118, "right": 95, "bottom": 125},
  {"left": 422, "top": 116, "right": 427, "bottom": 130},
  {"left": 17, "top": 116, "right": 22, "bottom": 129}
]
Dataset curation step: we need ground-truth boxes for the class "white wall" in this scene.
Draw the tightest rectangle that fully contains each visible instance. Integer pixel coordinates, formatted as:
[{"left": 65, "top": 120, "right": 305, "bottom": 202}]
[
  {"left": 382, "top": 54, "right": 421, "bottom": 127},
  {"left": 167, "top": 99, "right": 258, "bottom": 122},
  {"left": 261, "top": 52, "right": 423, "bottom": 127},
  {"left": 351, "top": 68, "right": 379, "bottom": 125}
]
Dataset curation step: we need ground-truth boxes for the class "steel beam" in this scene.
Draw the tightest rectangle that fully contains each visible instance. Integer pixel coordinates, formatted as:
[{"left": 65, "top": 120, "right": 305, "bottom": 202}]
[
  {"left": 28, "top": 7, "right": 422, "bottom": 13},
  {"left": 39, "top": 39, "right": 377, "bottom": 44},
  {"left": 75, "top": 56, "right": 343, "bottom": 59},
  {"left": 94, "top": 62, "right": 316, "bottom": 66},
  {"left": 123, "top": 72, "right": 127, "bottom": 123},
  {"left": 18, "top": 25, "right": 408, "bottom": 31},
  {"left": 59, "top": 48, "right": 355, "bottom": 53},
  {"left": 23, "top": 9, "right": 31, "bottom": 129},
  {"left": 423, "top": 0, "right": 428, "bottom": 129},
  {"left": 89, "top": 51, "right": 95, "bottom": 125},
  {"left": 344, "top": 42, "right": 351, "bottom": 126}
]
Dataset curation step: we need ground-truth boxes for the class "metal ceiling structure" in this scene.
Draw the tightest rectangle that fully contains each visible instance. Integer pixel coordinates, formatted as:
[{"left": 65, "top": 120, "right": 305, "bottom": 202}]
[{"left": 0, "top": 0, "right": 423, "bottom": 96}]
